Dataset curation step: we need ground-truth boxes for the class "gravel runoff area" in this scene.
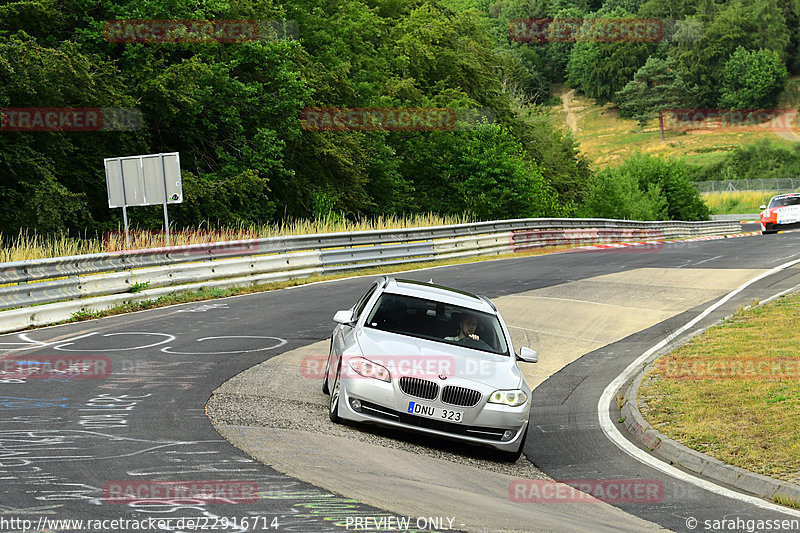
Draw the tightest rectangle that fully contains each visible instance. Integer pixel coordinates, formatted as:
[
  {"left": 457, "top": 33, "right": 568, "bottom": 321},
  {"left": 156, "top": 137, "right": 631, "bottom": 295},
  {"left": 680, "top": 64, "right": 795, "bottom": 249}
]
[{"left": 206, "top": 340, "right": 547, "bottom": 480}]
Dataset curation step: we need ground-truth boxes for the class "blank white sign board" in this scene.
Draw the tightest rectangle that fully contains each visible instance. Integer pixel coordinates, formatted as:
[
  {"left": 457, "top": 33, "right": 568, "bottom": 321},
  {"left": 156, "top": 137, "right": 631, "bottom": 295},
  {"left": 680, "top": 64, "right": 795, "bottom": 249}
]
[{"left": 105, "top": 152, "right": 182, "bottom": 208}]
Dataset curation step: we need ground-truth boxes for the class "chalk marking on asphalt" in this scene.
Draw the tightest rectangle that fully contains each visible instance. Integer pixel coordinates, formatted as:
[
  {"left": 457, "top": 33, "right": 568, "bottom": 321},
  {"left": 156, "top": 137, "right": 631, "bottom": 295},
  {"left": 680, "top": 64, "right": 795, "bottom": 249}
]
[
  {"left": 689, "top": 255, "right": 724, "bottom": 267},
  {"left": 507, "top": 325, "right": 605, "bottom": 345},
  {"left": 160, "top": 336, "right": 287, "bottom": 355},
  {"left": 54, "top": 332, "right": 175, "bottom": 352},
  {"left": 598, "top": 257, "right": 800, "bottom": 517}
]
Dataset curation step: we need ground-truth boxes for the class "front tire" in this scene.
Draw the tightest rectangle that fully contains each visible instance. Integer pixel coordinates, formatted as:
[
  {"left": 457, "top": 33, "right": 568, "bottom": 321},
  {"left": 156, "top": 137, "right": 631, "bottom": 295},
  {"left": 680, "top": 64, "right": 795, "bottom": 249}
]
[
  {"left": 322, "top": 352, "right": 332, "bottom": 395},
  {"left": 329, "top": 362, "right": 342, "bottom": 423}
]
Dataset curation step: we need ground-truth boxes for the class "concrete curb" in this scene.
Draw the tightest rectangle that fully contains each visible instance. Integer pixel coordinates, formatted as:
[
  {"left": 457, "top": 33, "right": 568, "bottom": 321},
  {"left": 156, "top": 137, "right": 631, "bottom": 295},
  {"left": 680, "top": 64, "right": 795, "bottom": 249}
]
[{"left": 620, "top": 302, "right": 800, "bottom": 508}]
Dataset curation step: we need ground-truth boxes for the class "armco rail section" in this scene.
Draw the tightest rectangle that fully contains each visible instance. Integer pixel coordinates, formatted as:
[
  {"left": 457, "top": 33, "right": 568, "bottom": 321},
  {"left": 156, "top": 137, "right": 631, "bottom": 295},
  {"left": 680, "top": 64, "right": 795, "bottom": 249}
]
[{"left": 0, "top": 218, "right": 740, "bottom": 333}]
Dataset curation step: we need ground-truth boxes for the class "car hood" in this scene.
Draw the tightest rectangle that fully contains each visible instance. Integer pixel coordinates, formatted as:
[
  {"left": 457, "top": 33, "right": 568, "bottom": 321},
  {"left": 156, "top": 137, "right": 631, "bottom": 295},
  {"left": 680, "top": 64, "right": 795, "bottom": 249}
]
[{"left": 354, "top": 328, "right": 524, "bottom": 390}]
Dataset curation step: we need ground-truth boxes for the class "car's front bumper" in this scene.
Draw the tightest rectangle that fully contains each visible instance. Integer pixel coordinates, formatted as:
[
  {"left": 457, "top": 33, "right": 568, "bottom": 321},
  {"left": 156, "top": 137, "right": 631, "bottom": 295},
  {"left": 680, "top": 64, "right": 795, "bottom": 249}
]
[
  {"left": 762, "top": 220, "right": 800, "bottom": 232},
  {"left": 338, "top": 378, "right": 530, "bottom": 453}
]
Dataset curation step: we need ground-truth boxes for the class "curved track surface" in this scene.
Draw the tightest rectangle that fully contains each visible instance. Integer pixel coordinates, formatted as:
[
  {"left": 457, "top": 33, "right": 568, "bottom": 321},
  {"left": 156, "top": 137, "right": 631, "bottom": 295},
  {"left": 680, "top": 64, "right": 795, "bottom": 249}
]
[{"left": 1, "top": 232, "right": 799, "bottom": 533}]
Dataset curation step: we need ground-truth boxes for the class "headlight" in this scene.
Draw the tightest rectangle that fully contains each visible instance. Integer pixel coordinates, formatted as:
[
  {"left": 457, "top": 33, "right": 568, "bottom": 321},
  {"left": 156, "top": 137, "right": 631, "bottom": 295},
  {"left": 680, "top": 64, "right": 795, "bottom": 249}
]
[
  {"left": 488, "top": 389, "right": 528, "bottom": 407},
  {"left": 348, "top": 357, "right": 391, "bottom": 382}
]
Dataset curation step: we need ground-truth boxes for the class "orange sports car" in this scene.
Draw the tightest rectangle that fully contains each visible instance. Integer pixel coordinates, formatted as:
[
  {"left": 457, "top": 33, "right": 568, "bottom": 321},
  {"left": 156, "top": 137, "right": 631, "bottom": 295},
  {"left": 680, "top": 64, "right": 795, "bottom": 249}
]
[{"left": 760, "top": 193, "right": 800, "bottom": 234}]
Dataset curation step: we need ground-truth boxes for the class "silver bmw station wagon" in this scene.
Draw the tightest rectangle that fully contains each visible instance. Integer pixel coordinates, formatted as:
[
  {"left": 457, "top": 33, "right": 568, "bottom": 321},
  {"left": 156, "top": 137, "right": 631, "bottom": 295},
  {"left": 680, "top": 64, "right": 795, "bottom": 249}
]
[{"left": 322, "top": 276, "right": 538, "bottom": 461}]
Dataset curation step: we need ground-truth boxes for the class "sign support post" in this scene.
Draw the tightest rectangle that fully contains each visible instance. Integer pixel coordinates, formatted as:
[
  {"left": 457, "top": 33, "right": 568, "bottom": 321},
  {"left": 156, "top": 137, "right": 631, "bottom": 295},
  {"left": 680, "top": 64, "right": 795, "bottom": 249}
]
[
  {"left": 117, "top": 158, "right": 131, "bottom": 247},
  {"left": 159, "top": 153, "right": 171, "bottom": 247}
]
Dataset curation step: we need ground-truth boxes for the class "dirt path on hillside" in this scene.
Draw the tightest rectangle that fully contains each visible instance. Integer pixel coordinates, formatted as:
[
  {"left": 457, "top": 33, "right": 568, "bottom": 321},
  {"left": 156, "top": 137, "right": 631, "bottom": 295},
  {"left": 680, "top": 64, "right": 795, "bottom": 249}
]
[{"left": 562, "top": 88, "right": 579, "bottom": 134}]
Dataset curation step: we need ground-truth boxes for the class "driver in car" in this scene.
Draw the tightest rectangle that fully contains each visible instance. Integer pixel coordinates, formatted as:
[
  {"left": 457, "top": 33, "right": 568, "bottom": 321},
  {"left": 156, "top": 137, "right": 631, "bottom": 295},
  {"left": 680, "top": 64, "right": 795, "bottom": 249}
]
[{"left": 444, "top": 314, "right": 480, "bottom": 342}]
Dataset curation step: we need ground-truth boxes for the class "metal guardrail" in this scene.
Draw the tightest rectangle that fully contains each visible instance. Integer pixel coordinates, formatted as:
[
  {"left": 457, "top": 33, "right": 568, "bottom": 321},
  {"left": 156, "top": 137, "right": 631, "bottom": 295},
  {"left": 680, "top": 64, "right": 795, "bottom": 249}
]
[
  {"left": 0, "top": 218, "right": 741, "bottom": 312},
  {"left": 711, "top": 214, "right": 760, "bottom": 221},
  {"left": 695, "top": 178, "right": 800, "bottom": 193}
]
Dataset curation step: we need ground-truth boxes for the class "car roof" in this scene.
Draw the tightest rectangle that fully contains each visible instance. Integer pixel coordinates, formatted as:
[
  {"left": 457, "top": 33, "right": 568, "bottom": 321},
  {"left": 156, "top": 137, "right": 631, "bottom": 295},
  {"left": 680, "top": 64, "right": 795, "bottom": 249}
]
[
  {"left": 381, "top": 277, "right": 496, "bottom": 313},
  {"left": 771, "top": 193, "right": 800, "bottom": 200}
]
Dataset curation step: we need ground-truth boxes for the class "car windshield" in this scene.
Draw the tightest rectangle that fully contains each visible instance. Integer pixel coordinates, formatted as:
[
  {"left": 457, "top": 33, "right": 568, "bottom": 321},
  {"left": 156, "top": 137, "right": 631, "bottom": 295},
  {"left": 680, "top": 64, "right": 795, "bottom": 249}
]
[
  {"left": 768, "top": 195, "right": 800, "bottom": 208},
  {"left": 364, "top": 293, "right": 509, "bottom": 356}
]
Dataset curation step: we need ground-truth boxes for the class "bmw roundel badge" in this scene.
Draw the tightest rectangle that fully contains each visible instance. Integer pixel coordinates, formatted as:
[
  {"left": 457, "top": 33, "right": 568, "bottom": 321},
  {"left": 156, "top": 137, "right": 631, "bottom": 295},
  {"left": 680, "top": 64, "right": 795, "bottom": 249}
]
[{"left": 438, "top": 373, "right": 447, "bottom": 380}]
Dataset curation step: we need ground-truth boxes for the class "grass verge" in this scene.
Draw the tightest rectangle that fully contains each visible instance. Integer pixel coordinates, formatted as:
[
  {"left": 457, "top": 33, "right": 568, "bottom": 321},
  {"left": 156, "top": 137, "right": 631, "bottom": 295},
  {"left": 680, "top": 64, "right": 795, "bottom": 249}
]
[
  {"left": 639, "top": 292, "right": 800, "bottom": 485},
  {"left": 702, "top": 191, "right": 777, "bottom": 216}
]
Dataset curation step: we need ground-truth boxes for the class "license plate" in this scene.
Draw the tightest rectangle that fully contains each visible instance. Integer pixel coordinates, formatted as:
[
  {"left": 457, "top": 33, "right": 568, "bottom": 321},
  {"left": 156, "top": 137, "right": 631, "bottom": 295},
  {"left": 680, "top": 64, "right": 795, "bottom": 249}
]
[{"left": 407, "top": 401, "right": 463, "bottom": 423}]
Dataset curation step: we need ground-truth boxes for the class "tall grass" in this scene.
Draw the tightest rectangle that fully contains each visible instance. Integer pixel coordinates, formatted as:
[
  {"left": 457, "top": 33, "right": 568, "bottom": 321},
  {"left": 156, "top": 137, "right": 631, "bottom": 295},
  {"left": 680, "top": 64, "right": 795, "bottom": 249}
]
[
  {"left": 0, "top": 213, "right": 474, "bottom": 262},
  {"left": 702, "top": 191, "right": 777, "bottom": 215},
  {"left": 0, "top": 230, "right": 105, "bottom": 263}
]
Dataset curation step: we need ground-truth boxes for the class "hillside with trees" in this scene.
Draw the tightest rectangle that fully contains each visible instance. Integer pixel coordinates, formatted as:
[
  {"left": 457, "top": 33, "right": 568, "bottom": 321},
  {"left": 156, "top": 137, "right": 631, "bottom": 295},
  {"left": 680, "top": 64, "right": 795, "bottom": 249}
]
[{"left": 3, "top": 0, "right": 796, "bottom": 236}]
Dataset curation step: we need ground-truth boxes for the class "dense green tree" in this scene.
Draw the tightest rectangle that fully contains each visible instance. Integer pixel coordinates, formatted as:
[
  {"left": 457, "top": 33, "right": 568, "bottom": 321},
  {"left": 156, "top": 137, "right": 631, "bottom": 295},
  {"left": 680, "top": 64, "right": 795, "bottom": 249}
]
[
  {"left": 565, "top": 9, "right": 654, "bottom": 105},
  {"left": 777, "top": 0, "right": 800, "bottom": 73},
  {"left": 749, "top": 0, "right": 791, "bottom": 63},
  {"left": 580, "top": 153, "right": 709, "bottom": 221},
  {"left": 615, "top": 56, "right": 697, "bottom": 140},
  {"left": 692, "top": 139, "right": 800, "bottom": 182},
  {"left": 577, "top": 169, "right": 667, "bottom": 220},
  {"left": 670, "top": 0, "right": 791, "bottom": 106},
  {"left": 0, "top": 32, "right": 139, "bottom": 233},
  {"left": 0, "top": 0, "right": 592, "bottom": 235},
  {"left": 638, "top": 0, "right": 699, "bottom": 18},
  {"left": 617, "top": 153, "right": 709, "bottom": 220},
  {"left": 402, "top": 124, "right": 567, "bottom": 218},
  {"left": 718, "top": 47, "right": 787, "bottom": 109}
]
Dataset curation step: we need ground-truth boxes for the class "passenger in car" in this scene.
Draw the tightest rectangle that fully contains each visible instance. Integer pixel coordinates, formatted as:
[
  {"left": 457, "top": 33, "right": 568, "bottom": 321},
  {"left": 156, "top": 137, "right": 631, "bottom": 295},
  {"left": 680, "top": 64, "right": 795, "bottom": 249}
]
[{"left": 444, "top": 313, "right": 480, "bottom": 341}]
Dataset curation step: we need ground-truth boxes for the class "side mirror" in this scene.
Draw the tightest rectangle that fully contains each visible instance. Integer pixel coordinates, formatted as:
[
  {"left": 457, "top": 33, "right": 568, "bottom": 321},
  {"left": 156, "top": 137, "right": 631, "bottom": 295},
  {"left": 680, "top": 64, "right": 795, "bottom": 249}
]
[
  {"left": 333, "top": 309, "right": 355, "bottom": 325},
  {"left": 517, "top": 347, "right": 538, "bottom": 363},
  {"left": 760, "top": 205, "right": 767, "bottom": 211}
]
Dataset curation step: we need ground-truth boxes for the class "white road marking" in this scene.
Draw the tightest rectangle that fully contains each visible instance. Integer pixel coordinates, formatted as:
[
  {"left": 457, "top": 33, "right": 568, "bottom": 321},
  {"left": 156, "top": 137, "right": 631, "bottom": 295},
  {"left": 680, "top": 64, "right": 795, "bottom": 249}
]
[
  {"left": 598, "top": 257, "right": 800, "bottom": 517},
  {"left": 160, "top": 336, "right": 287, "bottom": 355},
  {"left": 0, "top": 332, "right": 98, "bottom": 351}
]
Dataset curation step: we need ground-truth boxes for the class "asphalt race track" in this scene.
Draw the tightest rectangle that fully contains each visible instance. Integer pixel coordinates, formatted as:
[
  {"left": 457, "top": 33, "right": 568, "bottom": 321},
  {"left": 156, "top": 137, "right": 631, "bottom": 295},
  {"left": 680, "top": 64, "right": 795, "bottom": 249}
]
[{"left": 1, "top": 230, "right": 799, "bottom": 533}]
